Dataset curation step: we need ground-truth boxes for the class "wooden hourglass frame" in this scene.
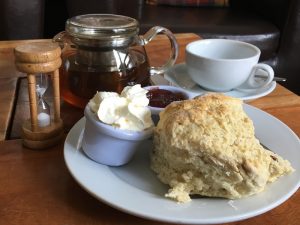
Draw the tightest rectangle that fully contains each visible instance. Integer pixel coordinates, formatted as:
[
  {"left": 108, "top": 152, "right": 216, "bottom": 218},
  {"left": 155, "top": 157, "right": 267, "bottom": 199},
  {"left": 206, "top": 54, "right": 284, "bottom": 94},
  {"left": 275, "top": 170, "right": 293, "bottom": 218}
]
[{"left": 14, "top": 42, "right": 64, "bottom": 149}]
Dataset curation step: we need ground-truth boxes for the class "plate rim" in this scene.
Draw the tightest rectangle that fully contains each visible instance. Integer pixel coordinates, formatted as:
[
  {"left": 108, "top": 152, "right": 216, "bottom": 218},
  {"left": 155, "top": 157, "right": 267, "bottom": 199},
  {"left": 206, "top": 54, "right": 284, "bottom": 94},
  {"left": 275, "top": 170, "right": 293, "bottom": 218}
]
[{"left": 64, "top": 104, "right": 300, "bottom": 224}]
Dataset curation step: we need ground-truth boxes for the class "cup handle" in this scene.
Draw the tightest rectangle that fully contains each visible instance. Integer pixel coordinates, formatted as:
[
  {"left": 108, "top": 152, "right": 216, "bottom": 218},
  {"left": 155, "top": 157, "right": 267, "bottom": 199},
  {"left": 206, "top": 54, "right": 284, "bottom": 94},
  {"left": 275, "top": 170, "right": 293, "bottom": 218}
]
[
  {"left": 240, "top": 63, "right": 274, "bottom": 90},
  {"left": 141, "top": 26, "right": 178, "bottom": 75}
]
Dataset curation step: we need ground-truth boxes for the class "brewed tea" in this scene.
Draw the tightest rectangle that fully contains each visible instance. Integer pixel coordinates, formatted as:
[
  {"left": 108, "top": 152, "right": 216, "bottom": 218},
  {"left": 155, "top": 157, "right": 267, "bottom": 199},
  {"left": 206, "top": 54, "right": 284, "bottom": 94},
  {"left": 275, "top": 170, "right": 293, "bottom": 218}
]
[{"left": 60, "top": 51, "right": 150, "bottom": 108}]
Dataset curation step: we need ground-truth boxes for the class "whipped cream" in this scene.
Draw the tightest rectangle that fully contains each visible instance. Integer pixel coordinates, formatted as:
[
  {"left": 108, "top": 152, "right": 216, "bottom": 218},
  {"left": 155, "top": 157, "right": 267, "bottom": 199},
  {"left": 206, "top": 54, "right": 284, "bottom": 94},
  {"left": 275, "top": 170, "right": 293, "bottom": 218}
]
[{"left": 88, "top": 85, "right": 153, "bottom": 131}]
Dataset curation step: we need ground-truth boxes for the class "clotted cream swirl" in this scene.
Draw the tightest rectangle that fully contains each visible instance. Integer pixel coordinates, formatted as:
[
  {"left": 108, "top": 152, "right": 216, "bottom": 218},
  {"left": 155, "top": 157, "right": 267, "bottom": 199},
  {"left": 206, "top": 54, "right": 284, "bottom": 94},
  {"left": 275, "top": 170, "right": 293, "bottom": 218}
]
[{"left": 88, "top": 84, "right": 153, "bottom": 131}]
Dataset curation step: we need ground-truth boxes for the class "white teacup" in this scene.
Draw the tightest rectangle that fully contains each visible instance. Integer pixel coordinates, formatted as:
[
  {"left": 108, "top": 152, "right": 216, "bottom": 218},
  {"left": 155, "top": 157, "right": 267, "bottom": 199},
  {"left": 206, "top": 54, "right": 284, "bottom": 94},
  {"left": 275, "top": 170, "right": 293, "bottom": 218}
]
[{"left": 185, "top": 39, "right": 274, "bottom": 92}]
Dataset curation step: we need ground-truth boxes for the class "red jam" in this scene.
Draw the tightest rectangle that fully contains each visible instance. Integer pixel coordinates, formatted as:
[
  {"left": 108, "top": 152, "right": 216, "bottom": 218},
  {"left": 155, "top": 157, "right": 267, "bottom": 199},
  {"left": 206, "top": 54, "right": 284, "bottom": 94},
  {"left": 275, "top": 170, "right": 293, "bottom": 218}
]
[{"left": 147, "top": 88, "right": 187, "bottom": 108}]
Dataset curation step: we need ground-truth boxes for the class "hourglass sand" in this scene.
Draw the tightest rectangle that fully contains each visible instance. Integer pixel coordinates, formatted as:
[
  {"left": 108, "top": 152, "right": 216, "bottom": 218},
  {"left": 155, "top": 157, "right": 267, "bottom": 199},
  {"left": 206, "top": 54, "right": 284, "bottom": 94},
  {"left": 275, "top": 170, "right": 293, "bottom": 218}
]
[
  {"left": 14, "top": 42, "right": 64, "bottom": 149},
  {"left": 36, "top": 74, "right": 51, "bottom": 127}
]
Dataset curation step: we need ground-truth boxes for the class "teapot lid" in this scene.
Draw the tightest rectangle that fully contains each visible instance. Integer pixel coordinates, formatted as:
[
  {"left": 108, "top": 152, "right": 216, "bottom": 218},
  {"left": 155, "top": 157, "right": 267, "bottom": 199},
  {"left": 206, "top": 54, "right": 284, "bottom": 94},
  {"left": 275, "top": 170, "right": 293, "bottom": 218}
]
[{"left": 66, "top": 14, "right": 139, "bottom": 44}]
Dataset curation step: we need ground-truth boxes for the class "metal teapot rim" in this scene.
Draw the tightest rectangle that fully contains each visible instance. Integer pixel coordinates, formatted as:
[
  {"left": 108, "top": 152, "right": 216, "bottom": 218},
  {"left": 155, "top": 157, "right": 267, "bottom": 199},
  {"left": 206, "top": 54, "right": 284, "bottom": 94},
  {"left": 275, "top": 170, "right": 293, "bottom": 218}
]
[{"left": 65, "top": 14, "right": 139, "bottom": 40}]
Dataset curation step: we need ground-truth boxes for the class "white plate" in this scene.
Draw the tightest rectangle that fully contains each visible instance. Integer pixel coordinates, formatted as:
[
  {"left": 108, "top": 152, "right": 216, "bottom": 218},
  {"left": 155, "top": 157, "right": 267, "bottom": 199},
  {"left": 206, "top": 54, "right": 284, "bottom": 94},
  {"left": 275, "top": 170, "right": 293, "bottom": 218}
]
[
  {"left": 64, "top": 105, "right": 300, "bottom": 224},
  {"left": 163, "top": 63, "right": 277, "bottom": 101}
]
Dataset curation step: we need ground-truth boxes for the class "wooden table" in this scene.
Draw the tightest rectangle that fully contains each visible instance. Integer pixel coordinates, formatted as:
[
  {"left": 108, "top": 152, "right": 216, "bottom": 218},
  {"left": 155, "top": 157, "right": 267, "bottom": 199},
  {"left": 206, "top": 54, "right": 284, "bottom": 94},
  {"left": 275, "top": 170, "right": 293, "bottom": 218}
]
[{"left": 0, "top": 34, "right": 299, "bottom": 225}]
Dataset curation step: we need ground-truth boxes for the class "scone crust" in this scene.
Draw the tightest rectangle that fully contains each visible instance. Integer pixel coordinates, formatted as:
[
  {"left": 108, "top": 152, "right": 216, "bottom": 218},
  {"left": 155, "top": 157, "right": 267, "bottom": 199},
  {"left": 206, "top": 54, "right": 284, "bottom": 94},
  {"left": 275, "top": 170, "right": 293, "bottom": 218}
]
[{"left": 151, "top": 94, "right": 293, "bottom": 203}]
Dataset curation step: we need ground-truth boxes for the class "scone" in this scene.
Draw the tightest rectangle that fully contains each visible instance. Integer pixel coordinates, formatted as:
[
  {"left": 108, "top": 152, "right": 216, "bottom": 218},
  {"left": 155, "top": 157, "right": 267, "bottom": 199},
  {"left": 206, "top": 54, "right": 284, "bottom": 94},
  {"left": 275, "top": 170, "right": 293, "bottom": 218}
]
[{"left": 150, "top": 94, "right": 294, "bottom": 203}]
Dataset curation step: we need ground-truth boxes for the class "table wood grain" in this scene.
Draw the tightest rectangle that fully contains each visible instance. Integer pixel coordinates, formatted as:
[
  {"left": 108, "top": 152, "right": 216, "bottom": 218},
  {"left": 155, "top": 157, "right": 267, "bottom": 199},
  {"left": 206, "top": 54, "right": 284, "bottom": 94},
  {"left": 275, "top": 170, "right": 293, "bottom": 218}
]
[
  {"left": 0, "top": 34, "right": 299, "bottom": 225},
  {"left": 0, "top": 78, "right": 18, "bottom": 140},
  {"left": 0, "top": 139, "right": 299, "bottom": 225}
]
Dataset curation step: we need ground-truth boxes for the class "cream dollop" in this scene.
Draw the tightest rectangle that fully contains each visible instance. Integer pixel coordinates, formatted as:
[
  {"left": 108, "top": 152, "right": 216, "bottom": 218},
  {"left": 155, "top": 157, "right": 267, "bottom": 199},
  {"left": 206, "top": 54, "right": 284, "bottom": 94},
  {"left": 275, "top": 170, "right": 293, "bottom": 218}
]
[{"left": 88, "top": 85, "right": 153, "bottom": 131}]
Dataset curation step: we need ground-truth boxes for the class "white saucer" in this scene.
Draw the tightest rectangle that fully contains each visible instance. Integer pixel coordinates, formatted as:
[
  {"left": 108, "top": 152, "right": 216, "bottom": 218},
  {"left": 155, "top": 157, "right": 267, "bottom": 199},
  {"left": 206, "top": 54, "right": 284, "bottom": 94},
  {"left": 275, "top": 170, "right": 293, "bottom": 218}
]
[{"left": 163, "top": 63, "right": 276, "bottom": 101}]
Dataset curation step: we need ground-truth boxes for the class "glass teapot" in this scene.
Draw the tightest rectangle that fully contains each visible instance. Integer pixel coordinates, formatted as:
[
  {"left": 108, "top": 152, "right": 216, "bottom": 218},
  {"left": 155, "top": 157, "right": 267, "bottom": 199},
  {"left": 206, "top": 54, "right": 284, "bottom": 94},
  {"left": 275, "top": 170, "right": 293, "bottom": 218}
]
[{"left": 53, "top": 14, "right": 178, "bottom": 108}]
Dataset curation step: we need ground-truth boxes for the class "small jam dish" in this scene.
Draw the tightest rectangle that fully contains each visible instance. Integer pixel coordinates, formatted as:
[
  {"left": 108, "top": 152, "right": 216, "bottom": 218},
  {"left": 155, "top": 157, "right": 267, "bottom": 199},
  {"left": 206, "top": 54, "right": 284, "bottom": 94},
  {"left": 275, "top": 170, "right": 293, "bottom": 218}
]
[
  {"left": 144, "top": 85, "right": 192, "bottom": 122},
  {"left": 82, "top": 106, "right": 154, "bottom": 166}
]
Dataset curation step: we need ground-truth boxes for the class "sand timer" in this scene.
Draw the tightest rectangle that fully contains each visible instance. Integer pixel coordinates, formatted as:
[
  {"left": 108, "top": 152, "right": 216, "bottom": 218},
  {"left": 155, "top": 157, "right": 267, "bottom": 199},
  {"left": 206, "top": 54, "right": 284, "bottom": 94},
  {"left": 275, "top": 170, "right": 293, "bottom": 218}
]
[{"left": 14, "top": 42, "right": 64, "bottom": 149}]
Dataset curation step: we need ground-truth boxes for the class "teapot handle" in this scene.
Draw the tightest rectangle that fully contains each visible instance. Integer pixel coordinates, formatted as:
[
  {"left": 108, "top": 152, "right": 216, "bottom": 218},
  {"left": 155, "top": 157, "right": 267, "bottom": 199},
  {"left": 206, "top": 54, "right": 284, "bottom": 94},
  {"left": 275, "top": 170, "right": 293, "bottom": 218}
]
[{"left": 141, "top": 26, "right": 178, "bottom": 75}]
